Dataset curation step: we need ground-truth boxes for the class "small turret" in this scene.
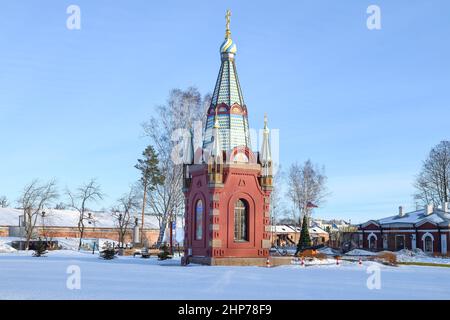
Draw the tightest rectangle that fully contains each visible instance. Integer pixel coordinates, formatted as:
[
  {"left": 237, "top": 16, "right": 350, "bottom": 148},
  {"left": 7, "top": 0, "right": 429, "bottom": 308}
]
[
  {"left": 260, "top": 114, "right": 273, "bottom": 189},
  {"left": 183, "top": 129, "right": 194, "bottom": 190},
  {"left": 208, "top": 111, "right": 223, "bottom": 184}
]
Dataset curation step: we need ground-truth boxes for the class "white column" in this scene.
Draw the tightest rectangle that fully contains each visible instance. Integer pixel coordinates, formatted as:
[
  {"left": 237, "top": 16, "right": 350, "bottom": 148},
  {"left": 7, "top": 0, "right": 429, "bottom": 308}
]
[{"left": 441, "top": 234, "right": 447, "bottom": 255}]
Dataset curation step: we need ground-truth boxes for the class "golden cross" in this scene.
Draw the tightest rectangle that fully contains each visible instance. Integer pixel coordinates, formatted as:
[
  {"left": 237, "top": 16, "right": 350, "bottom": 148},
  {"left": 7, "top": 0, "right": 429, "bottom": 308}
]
[{"left": 225, "top": 9, "right": 231, "bottom": 38}]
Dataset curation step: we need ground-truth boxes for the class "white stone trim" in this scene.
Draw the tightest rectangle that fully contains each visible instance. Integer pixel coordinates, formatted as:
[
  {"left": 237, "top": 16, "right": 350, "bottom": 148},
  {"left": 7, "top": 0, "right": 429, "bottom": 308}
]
[
  {"left": 416, "top": 219, "right": 438, "bottom": 228},
  {"left": 421, "top": 232, "right": 435, "bottom": 241},
  {"left": 381, "top": 229, "right": 439, "bottom": 233},
  {"left": 368, "top": 232, "right": 377, "bottom": 249},
  {"left": 422, "top": 232, "right": 434, "bottom": 253}
]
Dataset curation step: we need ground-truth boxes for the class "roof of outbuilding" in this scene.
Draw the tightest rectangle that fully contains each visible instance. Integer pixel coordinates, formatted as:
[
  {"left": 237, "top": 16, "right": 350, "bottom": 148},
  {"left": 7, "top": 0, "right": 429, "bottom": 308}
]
[
  {"left": 361, "top": 207, "right": 450, "bottom": 228},
  {"left": 0, "top": 208, "right": 160, "bottom": 229}
]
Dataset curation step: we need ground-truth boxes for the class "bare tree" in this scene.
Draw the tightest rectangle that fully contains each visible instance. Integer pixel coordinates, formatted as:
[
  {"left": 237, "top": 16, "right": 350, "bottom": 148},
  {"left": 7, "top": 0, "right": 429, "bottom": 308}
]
[
  {"left": 112, "top": 188, "right": 140, "bottom": 248},
  {"left": 142, "top": 87, "right": 210, "bottom": 247},
  {"left": 0, "top": 195, "right": 9, "bottom": 208},
  {"left": 67, "top": 179, "right": 104, "bottom": 250},
  {"left": 54, "top": 202, "right": 66, "bottom": 210},
  {"left": 287, "top": 160, "right": 329, "bottom": 225},
  {"left": 270, "top": 167, "right": 285, "bottom": 225},
  {"left": 18, "top": 179, "right": 59, "bottom": 250},
  {"left": 414, "top": 141, "right": 450, "bottom": 206}
]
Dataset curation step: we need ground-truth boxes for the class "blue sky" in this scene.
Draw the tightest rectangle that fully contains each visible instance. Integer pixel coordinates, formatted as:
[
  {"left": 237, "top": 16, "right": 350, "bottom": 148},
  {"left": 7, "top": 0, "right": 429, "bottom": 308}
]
[{"left": 0, "top": 1, "right": 449, "bottom": 223}]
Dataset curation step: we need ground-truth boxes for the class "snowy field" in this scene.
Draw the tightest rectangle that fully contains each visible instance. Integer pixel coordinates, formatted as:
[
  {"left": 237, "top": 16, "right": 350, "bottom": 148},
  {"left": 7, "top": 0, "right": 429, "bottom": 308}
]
[{"left": 1, "top": 250, "right": 450, "bottom": 300}]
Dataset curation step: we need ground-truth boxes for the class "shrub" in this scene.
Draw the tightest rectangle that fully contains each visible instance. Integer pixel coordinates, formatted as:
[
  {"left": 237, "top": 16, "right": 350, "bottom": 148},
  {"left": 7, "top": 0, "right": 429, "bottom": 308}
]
[
  {"left": 157, "top": 244, "right": 172, "bottom": 260},
  {"left": 100, "top": 247, "right": 117, "bottom": 260},
  {"left": 376, "top": 251, "right": 397, "bottom": 265},
  {"left": 33, "top": 240, "right": 48, "bottom": 257},
  {"left": 100, "top": 248, "right": 116, "bottom": 260},
  {"left": 298, "top": 249, "right": 327, "bottom": 260}
]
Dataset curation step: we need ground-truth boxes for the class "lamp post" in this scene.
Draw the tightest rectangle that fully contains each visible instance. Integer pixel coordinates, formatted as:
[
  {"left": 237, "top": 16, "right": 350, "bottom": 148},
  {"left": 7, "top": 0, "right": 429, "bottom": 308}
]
[{"left": 41, "top": 211, "right": 46, "bottom": 240}]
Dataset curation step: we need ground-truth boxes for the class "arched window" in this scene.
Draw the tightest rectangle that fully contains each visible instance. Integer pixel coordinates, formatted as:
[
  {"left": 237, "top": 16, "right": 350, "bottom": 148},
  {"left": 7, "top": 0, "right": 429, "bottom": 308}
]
[
  {"left": 195, "top": 200, "right": 203, "bottom": 240},
  {"left": 234, "top": 199, "right": 248, "bottom": 242},
  {"left": 424, "top": 235, "right": 433, "bottom": 253}
]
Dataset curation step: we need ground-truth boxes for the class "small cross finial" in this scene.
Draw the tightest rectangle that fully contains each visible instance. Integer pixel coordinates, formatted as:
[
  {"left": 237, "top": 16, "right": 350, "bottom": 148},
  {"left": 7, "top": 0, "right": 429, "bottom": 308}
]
[{"left": 225, "top": 9, "right": 231, "bottom": 38}]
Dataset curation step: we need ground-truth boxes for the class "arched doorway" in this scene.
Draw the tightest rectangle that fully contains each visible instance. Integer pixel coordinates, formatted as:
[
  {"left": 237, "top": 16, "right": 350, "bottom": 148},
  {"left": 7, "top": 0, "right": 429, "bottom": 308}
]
[
  {"left": 368, "top": 233, "right": 377, "bottom": 250},
  {"left": 422, "top": 233, "right": 434, "bottom": 254}
]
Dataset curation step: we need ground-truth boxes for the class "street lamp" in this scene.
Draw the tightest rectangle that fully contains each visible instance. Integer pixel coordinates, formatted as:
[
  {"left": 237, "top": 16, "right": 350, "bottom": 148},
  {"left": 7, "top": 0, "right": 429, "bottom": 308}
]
[{"left": 41, "top": 211, "right": 46, "bottom": 240}]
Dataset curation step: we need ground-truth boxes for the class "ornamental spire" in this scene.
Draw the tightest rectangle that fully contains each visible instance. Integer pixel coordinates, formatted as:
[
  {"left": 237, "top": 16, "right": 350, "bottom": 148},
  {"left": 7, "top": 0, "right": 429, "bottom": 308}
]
[
  {"left": 220, "top": 10, "right": 237, "bottom": 56},
  {"left": 203, "top": 10, "right": 250, "bottom": 152},
  {"left": 260, "top": 114, "right": 272, "bottom": 173}
]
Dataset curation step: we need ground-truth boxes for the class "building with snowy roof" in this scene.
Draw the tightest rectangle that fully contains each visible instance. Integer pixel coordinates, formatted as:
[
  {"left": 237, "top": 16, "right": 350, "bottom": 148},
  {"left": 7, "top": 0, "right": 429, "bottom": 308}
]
[
  {"left": 0, "top": 207, "right": 176, "bottom": 247},
  {"left": 269, "top": 224, "right": 329, "bottom": 247},
  {"left": 358, "top": 203, "right": 450, "bottom": 254}
]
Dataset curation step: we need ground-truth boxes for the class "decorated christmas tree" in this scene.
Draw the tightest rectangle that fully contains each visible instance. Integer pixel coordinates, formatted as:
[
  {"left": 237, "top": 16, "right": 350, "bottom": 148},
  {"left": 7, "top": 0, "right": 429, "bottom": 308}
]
[{"left": 296, "top": 215, "right": 312, "bottom": 254}]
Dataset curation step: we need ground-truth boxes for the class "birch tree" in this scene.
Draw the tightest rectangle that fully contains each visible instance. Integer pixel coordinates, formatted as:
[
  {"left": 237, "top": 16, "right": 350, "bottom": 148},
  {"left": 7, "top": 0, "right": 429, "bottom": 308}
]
[
  {"left": 18, "top": 179, "right": 59, "bottom": 250},
  {"left": 287, "top": 160, "right": 328, "bottom": 224},
  {"left": 269, "top": 167, "right": 284, "bottom": 225},
  {"left": 67, "top": 179, "right": 103, "bottom": 250},
  {"left": 142, "top": 87, "right": 210, "bottom": 247},
  {"left": 414, "top": 141, "right": 450, "bottom": 206}
]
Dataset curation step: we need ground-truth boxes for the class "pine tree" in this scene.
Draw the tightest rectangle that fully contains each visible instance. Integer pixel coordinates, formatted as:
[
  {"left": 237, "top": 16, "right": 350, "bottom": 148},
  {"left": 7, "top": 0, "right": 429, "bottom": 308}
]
[
  {"left": 135, "top": 145, "right": 165, "bottom": 244},
  {"left": 296, "top": 215, "right": 312, "bottom": 254}
]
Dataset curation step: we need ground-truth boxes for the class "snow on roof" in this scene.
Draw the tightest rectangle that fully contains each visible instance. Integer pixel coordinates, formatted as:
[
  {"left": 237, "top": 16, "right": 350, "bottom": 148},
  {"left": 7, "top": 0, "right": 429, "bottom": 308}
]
[
  {"left": 270, "top": 225, "right": 328, "bottom": 234},
  {"left": 377, "top": 208, "right": 449, "bottom": 226},
  {"left": 309, "top": 226, "right": 328, "bottom": 235},
  {"left": 0, "top": 208, "right": 160, "bottom": 229},
  {"left": 361, "top": 207, "right": 450, "bottom": 228},
  {"left": 270, "top": 225, "right": 295, "bottom": 233}
]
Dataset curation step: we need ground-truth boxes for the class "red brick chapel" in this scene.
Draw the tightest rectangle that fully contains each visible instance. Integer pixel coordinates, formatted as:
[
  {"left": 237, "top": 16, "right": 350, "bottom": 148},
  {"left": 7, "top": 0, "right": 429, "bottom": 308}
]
[{"left": 181, "top": 10, "right": 273, "bottom": 266}]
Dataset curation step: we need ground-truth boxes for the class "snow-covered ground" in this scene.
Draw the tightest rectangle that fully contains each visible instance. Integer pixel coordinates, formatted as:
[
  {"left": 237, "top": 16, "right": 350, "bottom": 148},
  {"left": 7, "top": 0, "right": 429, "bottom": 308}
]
[
  {"left": 1, "top": 250, "right": 450, "bottom": 300},
  {"left": 345, "top": 249, "right": 377, "bottom": 256},
  {"left": 395, "top": 249, "right": 450, "bottom": 265}
]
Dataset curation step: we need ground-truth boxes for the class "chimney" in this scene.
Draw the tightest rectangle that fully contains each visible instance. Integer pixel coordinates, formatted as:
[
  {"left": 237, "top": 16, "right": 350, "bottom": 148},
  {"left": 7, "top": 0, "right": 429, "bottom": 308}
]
[
  {"left": 398, "top": 206, "right": 404, "bottom": 217},
  {"left": 425, "top": 204, "right": 434, "bottom": 216}
]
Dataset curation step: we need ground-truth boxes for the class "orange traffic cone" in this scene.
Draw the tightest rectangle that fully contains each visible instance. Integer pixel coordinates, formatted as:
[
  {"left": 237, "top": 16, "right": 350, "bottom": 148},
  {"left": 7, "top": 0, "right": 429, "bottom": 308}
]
[
  {"left": 301, "top": 257, "right": 305, "bottom": 267},
  {"left": 358, "top": 258, "right": 362, "bottom": 266},
  {"left": 336, "top": 256, "right": 340, "bottom": 266},
  {"left": 266, "top": 258, "right": 271, "bottom": 268}
]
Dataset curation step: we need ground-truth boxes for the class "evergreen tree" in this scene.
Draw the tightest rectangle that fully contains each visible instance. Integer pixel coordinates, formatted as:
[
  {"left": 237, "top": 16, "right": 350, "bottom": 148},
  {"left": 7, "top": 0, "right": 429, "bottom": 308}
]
[
  {"left": 296, "top": 215, "right": 312, "bottom": 254},
  {"left": 135, "top": 145, "right": 165, "bottom": 243}
]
